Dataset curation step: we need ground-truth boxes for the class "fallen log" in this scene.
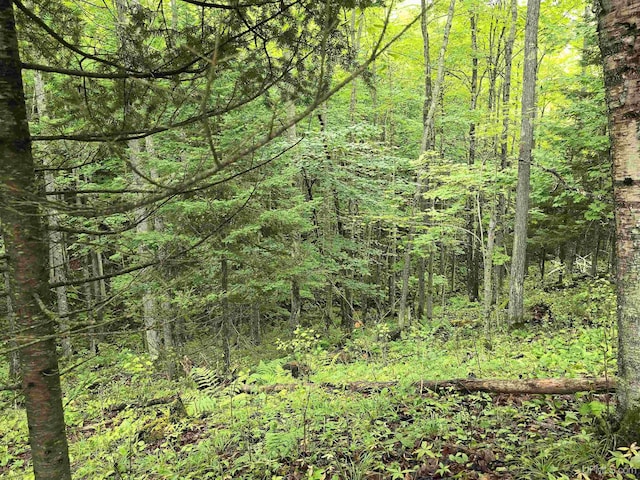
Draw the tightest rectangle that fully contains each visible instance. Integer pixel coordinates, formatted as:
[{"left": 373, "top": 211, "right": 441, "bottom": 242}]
[
  {"left": 107, "top": 395, "right": 178, "bottom": 413},
  {"left": 95, "top": 377, "right": 615, "bottom": 416},
  {"left": 238, "top": 376, "right": 616, "bottom": 395},
  {"left": 410, "top": 377, "right": 616, "bottom": 395}
]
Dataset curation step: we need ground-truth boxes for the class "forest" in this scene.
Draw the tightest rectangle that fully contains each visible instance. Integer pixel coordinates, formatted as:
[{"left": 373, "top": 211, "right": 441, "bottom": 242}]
[{"left": 1, "top": 0, "right": 640, "bottom": 478}]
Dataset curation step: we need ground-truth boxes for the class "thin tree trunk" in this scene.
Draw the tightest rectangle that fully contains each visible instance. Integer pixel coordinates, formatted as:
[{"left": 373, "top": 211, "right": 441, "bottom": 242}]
[
  {"left": 389, "top": 225, "right": 397, "bottom": 316},
  {"left": 114, "top": 0, "right": 160, "bottom": 359},
  {"left": 131, "top": 137, "right": 160, "bottom": 359},
  {"left": 426, "top": 251, "right": 434, "bottom": 320},
  {"left": 466, "top": 11, "right": 480, "bottom": 303},
  {"left": 598, "top": 0, "right": 640, "bottom": 440},
  {"left": 417, "top": 256, "right": 425, "bottom": 319},
  {"left": 91, "top": 250, "right": 106, "bottom": 343},
  {"left": 324, "top": 282, "right": 333, "bottom": 328},
  {"left": 290, "top": 276, "right": 302, "bottom": 328},
  {"left": 494, "top": 0, "right": 518, "bottom": 309},
  {"left": 84, "top": 253, "right": 96, "bottom": 355},
  {"left": 348, "top": 8, "right": 364, "bottom": 125},
  {"left": 592, "top": 222, "right": 600, "bottom": 277},
  {"left": 483, "top": 211, "right": 497, "bottom": 329},
  {"left": 33, "top": 71, "right": 72, "bottom": 357},
  {"left": 148, "top": 137, "right": 176, "bottom": 376},
  {"left": 564, "top": 241, "right": 576, "bottom": 282},
  {"left": 442, "top": 250, "right": 448, "bottom": 309},
  {"left": 251, "top": 303, "right": 261, "bottom": 345},
  {"left": 0, "top": 2, "right": 71, "bottom": 476},
  {"left": 399, "top": 0, "right": 456, "bottom": 327},
  {"left": 221, "top": 258, "right": 230, "bottom": 372},
  {"left": 287, "top": 96, "right": 302, "bottom": 328},
  {"left": 508, "top": 0, "right": 540, "bottom": 324}
]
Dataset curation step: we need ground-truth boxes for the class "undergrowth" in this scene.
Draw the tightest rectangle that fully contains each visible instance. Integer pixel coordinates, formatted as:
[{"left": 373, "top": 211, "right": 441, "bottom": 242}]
[{"left": 1, "top": 283, "right": 637, "bottom": 479}]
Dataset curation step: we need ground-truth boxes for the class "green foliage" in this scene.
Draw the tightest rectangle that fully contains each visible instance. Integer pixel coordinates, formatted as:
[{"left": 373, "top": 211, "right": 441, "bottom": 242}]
[{"left": 2, "top": 311, "right": 627, "bottom": 479}]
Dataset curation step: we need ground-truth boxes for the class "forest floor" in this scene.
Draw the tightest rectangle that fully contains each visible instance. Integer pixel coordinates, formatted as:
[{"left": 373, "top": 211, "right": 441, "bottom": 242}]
[{"left": 1, "top": 281, "right": 638, "bottom": 479}]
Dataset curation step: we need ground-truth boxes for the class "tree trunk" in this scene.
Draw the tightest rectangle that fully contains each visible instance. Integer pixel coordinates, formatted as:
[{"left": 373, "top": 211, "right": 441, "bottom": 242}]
[
  {"left": 417, "top": 256, "right": 425, "bottom": 319},
  {"left": 426, "top": 251, "right": 434, "bottom": 320},
  {"left": 592, "top": 222, "right": 600, "bottom": 277},
  {"left": 290, "top": 276, "right": 302, "bottom": 328},
  {"left": 398, "top": 242, "right": 412, "bottom": 329},
  {"left": 251, "top": 303, "right": 261, "bottom": 345},
  {"left": 564, "top": 241, "right": 576, "bottom": 283},
  {"left": 598, "top": 0, "right": 640, "bottom": 441},
  {"left": 466, "top": 11, "right": 480, "bottom": 303},
  {"left": 114, "top": 0, "right": 160, "bottom": 359},
  {"left": 483, "top": 210, "right": 497, "bottom": 329},
  {"left": 508, "top": 0, "right": 540, "bottom": 325},
  {"left": 348, "top": 8, "right": 364, "bottom": 126},
  {"left": 388, "top": 225, "right": 397, "bottom": 316},
  {"left": 241, "top": 377, "right": 616, "bottom": 396},
  {"left": 91, "top": 250, "right": 106, "bottom": 346},
  {"left": 494, "top": 0, "right": 518, "bottom": 313},
  {"left": 0, "top": 2, "right": 71, "bottom": 476},
  {"left": 221, "top": 258, "right": 231, "bottom": 372},
  {"left": 132, "top": 136, "right": 160, "bottom": 359},
  {"left": 33, "top": 71, "right": 72, "bottom": 357},
  {"left": 399, "top": 0, "right": 456, "bottom": 327}
]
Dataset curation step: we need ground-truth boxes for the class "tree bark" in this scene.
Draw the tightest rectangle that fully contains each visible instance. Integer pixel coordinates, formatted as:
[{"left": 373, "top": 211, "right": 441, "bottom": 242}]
[
  {"left": 426, "top": 250, "right": 434, "bottom": 320},
  {"left": 4, "top": 268, "right": 19, "bottom": 380},
  {"left": 114, "top": 0, "right": 160, "bottom": 359},
  {"left": 221, "top": 257, "right": 231, "bottom": 372},
  {"left": 483, "top": 211, "right": 497, "bottom": 329},
  {"left": 598, "top": 0, "right": 640, "bottom": 442},
  {"left": 466, "top": 11, "right": 480, "bottom": 303},
  {"left": 508, "top": 0, "right": 540, "bottom": 324},
  {"left": 564, "top": 241, "right": 576, "bottom": 282},
  {"left": 287, "top": 95, "right": 302, "bottom": 328},
  {"left": 0, "top": 2, "right": 71, "bottom": 477},
  {"left": 417, "top": 256, "right": 426, "bottom": 319},
  {"left": 591, "top": 221, "right": 600, "bottom": 277},
  {"left": 493, "top": 0, "right": 518, "bottom": 312},
  {"left": 238, "top": 377, "right": 616, "bottom": 395},
  {"left": 33, "top": 71, "right": 72, "bottom": 357},
  {"left": 131, "top": 135, "right": 160, "bottom": 359}
]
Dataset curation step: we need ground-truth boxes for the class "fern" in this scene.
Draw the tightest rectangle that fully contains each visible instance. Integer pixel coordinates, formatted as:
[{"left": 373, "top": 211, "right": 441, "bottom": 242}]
[
  {"left": 249, "top": 361, "right": 281, "bottom": 385},
  {"left": 264, "top": 430, "right": 299, "bottom": 458},
  {"left": 189, "top": 367, "right": 222, "bottom": 396},
  {"left": 183, "top": 393, "right": 217, "bottom": 417}
]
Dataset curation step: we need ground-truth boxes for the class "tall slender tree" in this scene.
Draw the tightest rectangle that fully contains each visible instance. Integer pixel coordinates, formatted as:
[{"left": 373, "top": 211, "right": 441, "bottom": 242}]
[
  {"left": 398, "top": 0, "right": 456, "bottom": 328},
  {"left": 508, "top": 0, "right": 540, "bottom": 324}
]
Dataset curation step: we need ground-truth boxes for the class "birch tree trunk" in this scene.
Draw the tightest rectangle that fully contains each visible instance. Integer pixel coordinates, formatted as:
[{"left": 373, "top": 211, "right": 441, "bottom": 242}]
[
  {"left": 508, "top": 0, "right": 540, "bottom": 324},
  {"left": 0, "top": 1, "right": 71, "bottom": 476},
  {"left": 598, "top": 0, "right": 640, "bottom": 441}
]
